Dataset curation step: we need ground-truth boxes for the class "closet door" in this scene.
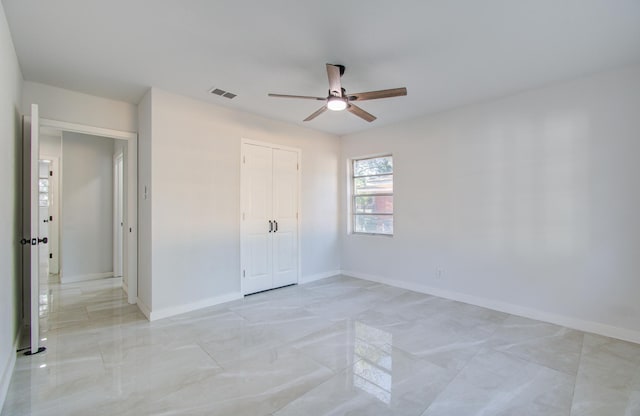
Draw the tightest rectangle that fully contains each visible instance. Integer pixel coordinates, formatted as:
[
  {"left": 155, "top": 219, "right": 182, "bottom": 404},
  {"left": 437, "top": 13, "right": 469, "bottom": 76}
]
[
  {"left": 241, "top": 141, "right": 300, "bottom": 295},
  {"left": 272, "top": 148, "right": 299, "bottom": 288},
  {"left": 241, "top": 144, "right": 274, "bottom": 294}
]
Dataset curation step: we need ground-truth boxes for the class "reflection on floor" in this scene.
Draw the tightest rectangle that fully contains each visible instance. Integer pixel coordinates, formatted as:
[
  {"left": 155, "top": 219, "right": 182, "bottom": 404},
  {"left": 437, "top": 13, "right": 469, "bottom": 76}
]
[{"left": 2, "top": 275, "right": 640, "bottom": 415}]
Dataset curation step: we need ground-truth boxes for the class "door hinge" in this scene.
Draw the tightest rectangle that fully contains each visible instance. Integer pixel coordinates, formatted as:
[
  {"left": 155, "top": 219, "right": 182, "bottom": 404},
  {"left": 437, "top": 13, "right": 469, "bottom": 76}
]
[
  {"left": 243, "top": 156, "right": 246, "bottom": 164},
  {"left": 49, "top": 215, "right": 53, "bottom": 222},
  {"left": 242, "top": 212, "right": 245, "bottom": 221},
  {"left": 242, "top": 270, "right": 246, "bottom": 278},
  {"left": 49, "top": 170, "right": 53, "bottom": 177},
  {"left": 297, "top": 163, "right": 299, "bottom": 171},
  {"left": 49, "top": 253, "right": 53, "bottom": 259}
]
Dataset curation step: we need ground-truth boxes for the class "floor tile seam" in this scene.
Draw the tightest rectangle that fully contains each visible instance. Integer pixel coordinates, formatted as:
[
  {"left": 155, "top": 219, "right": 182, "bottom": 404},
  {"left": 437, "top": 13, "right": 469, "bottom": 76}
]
[
  {"left": 292, "top": 344, "right": 353, "bottom": 375},
  {"left": 268, "top": 361, "right": 358, "bottom": 415},
  {"left": 488, "top": 342, "right": 580, "bottom": 378},
  {"left": 419, "top": 344, "right": 487, "bottom": 414},
  {"left": 489, "top": 335, "right": 582, "bottom": 359},
  {"left": 567, "top": 333, "right": 586, "bottom": 414},
  {"left": 488, "top": 325, "right": 585, "bottom": 351},
  {"left": 195, "top": 340, "right": 225, "bottom": 370},
  {"left": 242, "top": 364, "right": 336, "bottom": 405}
]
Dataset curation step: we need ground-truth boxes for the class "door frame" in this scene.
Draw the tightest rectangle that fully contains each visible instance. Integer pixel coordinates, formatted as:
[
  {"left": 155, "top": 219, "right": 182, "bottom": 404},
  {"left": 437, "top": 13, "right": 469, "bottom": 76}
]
[
  {"left": 25, "top": 116, "right": 138, "bottom": 304},
  {"left": 113, "top": 152, "right": 124, "bottom": 280},
  {"left": 239, "top": 138, "right": 301, "bottom": 295}
]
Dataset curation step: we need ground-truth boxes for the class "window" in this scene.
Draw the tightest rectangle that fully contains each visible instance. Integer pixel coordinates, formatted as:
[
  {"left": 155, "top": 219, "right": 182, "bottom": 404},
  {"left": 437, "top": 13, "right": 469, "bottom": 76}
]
[{"left": 352, "top": 155, "right": 393, "bottom": 235}]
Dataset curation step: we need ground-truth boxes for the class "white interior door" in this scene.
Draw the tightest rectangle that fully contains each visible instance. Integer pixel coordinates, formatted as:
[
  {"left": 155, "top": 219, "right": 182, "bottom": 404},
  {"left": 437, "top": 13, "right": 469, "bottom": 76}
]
[
  {"left": 241, "top": 144, "right": 273, "bottom": 294},
  {"left": 272, "top": 148, "right": 299, "bottom": 288},
  {"left": 241, "top": 141, "right": 300, "bottom": 295},
  {"left": 22, "top": 104, "right": 45, "bottom": 355}
]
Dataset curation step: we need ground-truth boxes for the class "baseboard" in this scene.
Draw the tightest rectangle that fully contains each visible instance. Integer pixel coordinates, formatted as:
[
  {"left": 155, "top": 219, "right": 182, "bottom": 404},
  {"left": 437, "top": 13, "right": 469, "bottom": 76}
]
[
  {"left": 60, "top": 272, "right": 114, "bottom": 284},
  {"left": 0, "top": 331, "right": 21, "bottom": 413},
  {"left": 136, "top": 297, "right": 152, "bottom": 321},
  {"left": 300, "top": 270, "right": 342, "bottom": 284},
  {"left": 342, "top": 270, "right": 640, "bottom": 345},
  {"left": 147, "top": 292, "right": 243, "bottom": 321}
]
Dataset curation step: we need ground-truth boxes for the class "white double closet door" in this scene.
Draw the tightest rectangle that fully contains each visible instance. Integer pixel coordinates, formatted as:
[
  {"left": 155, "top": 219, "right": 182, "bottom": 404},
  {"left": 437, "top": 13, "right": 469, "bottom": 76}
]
[{"left": 241, "top": 141, "right": 300, "bottom": 295}]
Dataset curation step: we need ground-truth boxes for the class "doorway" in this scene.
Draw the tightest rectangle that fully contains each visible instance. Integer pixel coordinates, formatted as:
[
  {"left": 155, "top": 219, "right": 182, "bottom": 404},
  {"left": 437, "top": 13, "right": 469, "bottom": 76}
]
[{"left": 22, "top": 107, "right": 138, "bottom": 354}]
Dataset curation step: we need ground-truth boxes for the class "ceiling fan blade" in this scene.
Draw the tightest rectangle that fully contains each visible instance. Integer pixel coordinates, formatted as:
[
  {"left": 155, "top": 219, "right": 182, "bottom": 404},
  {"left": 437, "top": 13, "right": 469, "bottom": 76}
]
[
  {"left": 303, "top": 105, "right": 328, "bottom": 122},
  {"left": 348, "top": 87, "right": 407, "bottom": 101},
  {"left": 326, "top": 64, "right": 343, "bottom": 97},
  {"left": 347, "top": 104, "right": 376, "bottom": 122},
  {"left": 268, "top": 93, "right": 326, "bottom": 100}
]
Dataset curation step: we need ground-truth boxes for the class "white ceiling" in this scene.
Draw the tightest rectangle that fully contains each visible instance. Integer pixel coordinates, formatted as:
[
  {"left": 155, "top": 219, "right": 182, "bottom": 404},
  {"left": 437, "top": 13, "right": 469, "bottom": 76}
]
[{"left": 3, "top": 0, "right": 640, "bottom": 135}]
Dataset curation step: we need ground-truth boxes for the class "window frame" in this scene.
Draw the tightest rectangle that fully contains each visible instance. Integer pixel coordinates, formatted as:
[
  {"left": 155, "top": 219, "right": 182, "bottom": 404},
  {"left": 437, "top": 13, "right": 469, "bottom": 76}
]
[{"left": 350, "top": 154, "right": 394, "bottom": 236}]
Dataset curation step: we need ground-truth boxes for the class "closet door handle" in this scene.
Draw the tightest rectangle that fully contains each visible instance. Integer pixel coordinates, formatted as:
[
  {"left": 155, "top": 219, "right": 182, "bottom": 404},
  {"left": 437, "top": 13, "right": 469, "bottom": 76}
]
[
  {"left": 274, "top": 220, "right": 278, "bottom": 233},
  {"left": 268, "top": 220, "right": 273, "bottom": 233}
]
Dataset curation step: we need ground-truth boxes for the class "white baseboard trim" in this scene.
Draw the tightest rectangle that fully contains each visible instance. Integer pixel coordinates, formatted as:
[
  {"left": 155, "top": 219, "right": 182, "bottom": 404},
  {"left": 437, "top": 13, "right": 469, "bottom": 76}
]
[
  {"left": 300, "top": 270, "right": 342, "bottom": 284},
  {"left": 342, "top": 270, "right": 640, "bottom": 345},
  {"left": 147, "top": 292, "right": 244, "bottom": 321},
  {"left": 61, "top": 272, "right": 114, "bottom": 284},
  {"left": 136, "top": 298, "right": 152, "bottom": 321},
  {"left": 0, "top": 332, "right": 21, "bottom": 412}
]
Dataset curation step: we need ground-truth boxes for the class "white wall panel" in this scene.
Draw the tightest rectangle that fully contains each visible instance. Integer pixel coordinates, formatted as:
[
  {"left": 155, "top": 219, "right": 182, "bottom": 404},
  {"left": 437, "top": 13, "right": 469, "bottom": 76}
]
[
  {"left": 61, "top": 132, "right": 114, "bottom": 280},
  {"left": 342, "top": 64, "right": 640, "bottom": 340},
  {"left": 148, "top": 88, "right": 340, "bottom": 314},
  {"left": 0, "top": 3, "right": 22, "bottom": 408}
]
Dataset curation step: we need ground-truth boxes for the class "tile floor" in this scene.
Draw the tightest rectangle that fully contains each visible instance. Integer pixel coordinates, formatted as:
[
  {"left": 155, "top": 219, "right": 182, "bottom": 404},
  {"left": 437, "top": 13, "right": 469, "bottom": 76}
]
[{"left": 2, "top": 275, "right": 640, "bottom": 415}]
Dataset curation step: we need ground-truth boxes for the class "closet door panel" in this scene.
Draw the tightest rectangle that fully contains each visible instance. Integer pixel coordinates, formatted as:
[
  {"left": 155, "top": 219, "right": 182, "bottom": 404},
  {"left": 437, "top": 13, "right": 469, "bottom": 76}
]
[
  {"left": 242, "top": 144, "right": 273, "bottom": 294},
  {"left": 272, "top": 148, "right": 299, "bottom": 287}
]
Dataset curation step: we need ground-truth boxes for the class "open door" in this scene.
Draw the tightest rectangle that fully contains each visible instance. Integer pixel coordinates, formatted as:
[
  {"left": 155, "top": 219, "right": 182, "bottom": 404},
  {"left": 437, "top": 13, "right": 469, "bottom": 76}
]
[{"left": 22, "top": 104, "right": 46, "bottom": 355}]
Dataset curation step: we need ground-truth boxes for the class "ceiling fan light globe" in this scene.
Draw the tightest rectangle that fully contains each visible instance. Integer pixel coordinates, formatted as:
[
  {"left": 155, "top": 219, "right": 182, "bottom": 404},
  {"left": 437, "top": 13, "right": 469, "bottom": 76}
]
[{"left": 327, "top": 97, "right": 347, "bottom": 111}]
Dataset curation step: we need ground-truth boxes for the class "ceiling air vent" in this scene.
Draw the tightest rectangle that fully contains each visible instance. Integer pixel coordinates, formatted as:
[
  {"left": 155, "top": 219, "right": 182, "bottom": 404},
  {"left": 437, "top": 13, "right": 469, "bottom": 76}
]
[{"left": 208, "top": 87, "right": 236, "bottom": 99}]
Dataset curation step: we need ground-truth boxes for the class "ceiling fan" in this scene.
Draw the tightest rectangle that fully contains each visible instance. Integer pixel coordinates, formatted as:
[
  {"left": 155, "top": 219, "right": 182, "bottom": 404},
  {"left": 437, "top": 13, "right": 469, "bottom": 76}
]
[{"left": 268, "top": 63, "right": 407, "bottom": 122}]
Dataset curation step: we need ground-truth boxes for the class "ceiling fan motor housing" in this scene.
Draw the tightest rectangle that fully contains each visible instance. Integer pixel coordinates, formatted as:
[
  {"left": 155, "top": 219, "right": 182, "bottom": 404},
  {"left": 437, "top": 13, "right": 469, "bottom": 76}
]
[{"left": 329, "top": 87, "right": 347, "bottom": 98}]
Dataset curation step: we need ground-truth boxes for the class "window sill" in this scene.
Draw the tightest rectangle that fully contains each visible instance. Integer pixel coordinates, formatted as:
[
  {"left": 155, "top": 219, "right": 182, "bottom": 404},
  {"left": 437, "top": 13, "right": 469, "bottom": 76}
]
[{"left": 350, "top": 232, "right": 394, "bottom": 237}]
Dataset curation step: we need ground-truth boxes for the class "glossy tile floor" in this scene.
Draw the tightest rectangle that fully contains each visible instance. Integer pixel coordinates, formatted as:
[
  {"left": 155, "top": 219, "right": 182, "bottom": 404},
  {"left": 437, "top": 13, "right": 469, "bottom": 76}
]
[{"left": 2, "top": 275, "right": 640, "bottom": 415}]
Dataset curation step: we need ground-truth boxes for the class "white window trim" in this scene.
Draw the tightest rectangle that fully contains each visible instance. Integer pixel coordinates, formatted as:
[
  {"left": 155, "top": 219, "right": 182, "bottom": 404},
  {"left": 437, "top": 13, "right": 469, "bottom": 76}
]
[{"left": 349, "top": 154, "right": 394, "bottom": 237}]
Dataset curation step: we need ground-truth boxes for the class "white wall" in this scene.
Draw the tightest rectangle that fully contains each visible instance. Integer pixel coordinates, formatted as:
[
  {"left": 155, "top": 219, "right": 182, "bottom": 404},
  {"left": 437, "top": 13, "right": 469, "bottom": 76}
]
[
  {"left": 40, "top": 133, "right": 61, "bottom": 157},
  {"left": 60, "top": 132, "right": 114, "bottom": 281},
  {"left": 0, "top": 2, "right": 22, "bottom": 409},
  {"left": 341, "top": 64, "right": 640, "bottom": 342},
  {"left": 22, "top": 81, "right": 137, "bottom": 133},
  {"left": 145, "top": 88, "right": 341, "bottom": 318}
]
